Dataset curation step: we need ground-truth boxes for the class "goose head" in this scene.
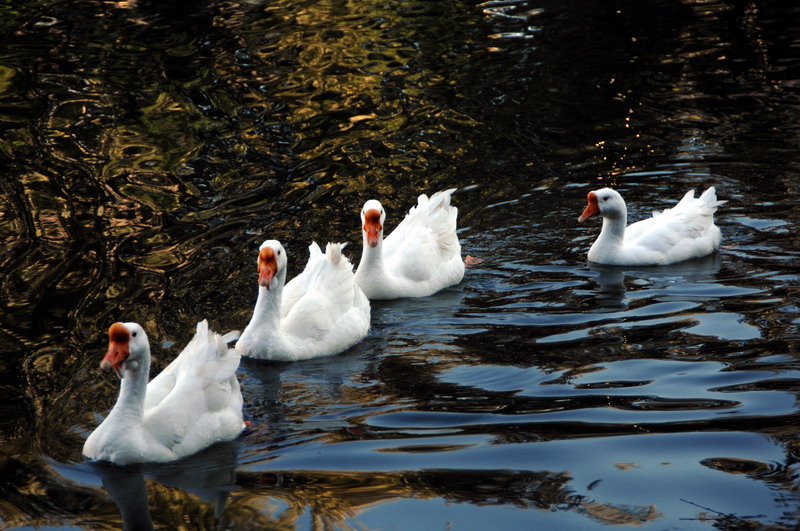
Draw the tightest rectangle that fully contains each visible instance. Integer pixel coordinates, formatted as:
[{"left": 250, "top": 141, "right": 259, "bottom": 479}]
[
  {"left": 100, "top": 322, "right": 149, "bottom": 378},
  {"left": 257, "top": 239, "right": 287, "bottom": 290},
  {"left": 361, "top": 199, "right": 385, "bottom": 248},
  {"left": 578, "top": 188, "right": 626, "bottom": 222}
]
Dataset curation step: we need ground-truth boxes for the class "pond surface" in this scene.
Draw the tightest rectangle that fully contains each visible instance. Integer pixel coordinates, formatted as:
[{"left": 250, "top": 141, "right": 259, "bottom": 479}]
[{"left": 1, "top": 0, "right": 800, "bottom": 528}]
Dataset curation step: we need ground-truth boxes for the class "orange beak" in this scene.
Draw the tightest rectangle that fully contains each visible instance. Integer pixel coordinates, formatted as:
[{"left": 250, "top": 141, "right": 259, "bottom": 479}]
[
  {"left": 578, "top": 191, "right": 600, "bottom": 222},
  {"left": 101, "top": 322, "right": 130, "bottom": 377},
  {"left": 258, "top": 247, "right": 278, "bottom": 289},
  {"left": 363, "top": 209, "right": 382, "bottom": 248}
]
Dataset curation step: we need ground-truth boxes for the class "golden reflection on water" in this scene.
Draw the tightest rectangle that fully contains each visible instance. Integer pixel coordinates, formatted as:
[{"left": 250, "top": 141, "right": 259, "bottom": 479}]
[
  {"left": 233, "top": 468, "right": 661, "bottom": 529},
  {"left": 0, "top": 457, "right": 663, "bottom": 530}
]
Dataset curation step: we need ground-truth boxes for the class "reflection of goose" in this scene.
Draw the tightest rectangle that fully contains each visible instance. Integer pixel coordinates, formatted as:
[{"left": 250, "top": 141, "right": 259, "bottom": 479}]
[
  {"left": 355, "top": 189, "right": 465, "bottom": 299},
  {"left": 94, "top": 463, "right": 154, "bottom": 531},
  {"left": 148, "top": 440, "right": 240, "bottom": 517},
  {"left": 91, "top": 439, "right": 241, "bottom": 529},
  {"left": 236, "top": 240, "right": 370, "bottom": 361},
  {"left": 578, "top": 187, "right": 725, "bottom": 265},
  {"left": 83, "top": 320, "right": 245, "bottom": 465},
  {"left": 592, "top": 267, "right": 627, "bottom": 309},
  {"left": 239, "top": 349, "right": 374, "bottom": 441},
  {"left": 590, "top": 253, "right": 723, "bottom": 308}
]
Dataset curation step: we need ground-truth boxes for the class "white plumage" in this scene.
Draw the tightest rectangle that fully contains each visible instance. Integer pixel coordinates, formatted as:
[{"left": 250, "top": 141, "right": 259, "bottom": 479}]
[
  {"left": 355, "top": 188, "right": 465, "bottom": 299},
  {"left": 578, "top": 187, "right": 725, "bottom": 266},
  {"left": 236, "top": 240, "right": 370, "bottom": 361},
  {"left": 83, "top": 320, "right": 244, "bottom": 465}
]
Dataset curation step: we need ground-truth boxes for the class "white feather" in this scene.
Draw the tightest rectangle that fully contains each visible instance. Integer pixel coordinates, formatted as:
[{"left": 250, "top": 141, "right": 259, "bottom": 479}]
[
  {"left": 579, "top": 187, "right": 725, "bottom": 266},
  {"left": 83, "top": 320, "right": 244, "bottom": 465},
  {"left": 236, "top": 240, "right": 371, "bottom": 361},
  {"left": 355, "top": 188, "right": 465, "bottom": 299}
]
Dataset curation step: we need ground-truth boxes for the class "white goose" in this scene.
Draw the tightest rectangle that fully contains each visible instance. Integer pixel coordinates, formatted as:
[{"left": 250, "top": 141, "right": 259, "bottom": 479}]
[
  {"left": 577, "top": 187, "right": 725, "bottom": 266},
  {"left": 236, "top": 240, "right": 370, "bottom": 361},
  {"left": 355, "top": 188, "right": 465, "bottom": 299},
  {"left": 83, "top": 320, "right": 244, "bottom": 465}
]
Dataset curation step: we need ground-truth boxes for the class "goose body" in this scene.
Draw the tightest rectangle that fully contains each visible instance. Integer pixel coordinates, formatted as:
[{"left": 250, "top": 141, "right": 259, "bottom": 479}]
[
  {"left": 236, "top": 240, "right": 370, "bottom": 361},
  {"left": 83, "top": 320, "right": 244, "bottom": 465},
  {"left": 578, "top": 187, "right": 725, "bottom": 266},
  {"left": 355, "top": 188, "right": 465, "bottom": 299}
]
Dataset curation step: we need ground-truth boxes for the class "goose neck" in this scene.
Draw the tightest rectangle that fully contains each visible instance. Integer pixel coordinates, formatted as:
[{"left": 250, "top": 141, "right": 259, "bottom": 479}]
[
  {"left": 252, "top": 283, "right": 283, "bottom": 328},
  {"left": 600, "top": 211, "right": 628, "bottom": 244},
  {"left": 111, "top": 354, "right": 151, "bottom": 421},
  {"left": 360, "top": 237, "right": 385, "bottom": 269}
]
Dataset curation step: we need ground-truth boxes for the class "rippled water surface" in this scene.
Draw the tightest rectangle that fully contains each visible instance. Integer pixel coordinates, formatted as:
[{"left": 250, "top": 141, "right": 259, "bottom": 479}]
[{"left": 2, "top": 0, "right": 800, "bottom": 529}]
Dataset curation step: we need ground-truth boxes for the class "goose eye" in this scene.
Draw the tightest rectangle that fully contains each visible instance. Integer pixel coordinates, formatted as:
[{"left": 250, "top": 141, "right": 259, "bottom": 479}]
[
  {"left": 603, "top": 196, "right": 608, "bottom": 201},
  {"left": 277, "top": 249, "right": 281, "bottom": 256},
  {"left": 132, "top": 331, "right": 137, "bottom": 338}
]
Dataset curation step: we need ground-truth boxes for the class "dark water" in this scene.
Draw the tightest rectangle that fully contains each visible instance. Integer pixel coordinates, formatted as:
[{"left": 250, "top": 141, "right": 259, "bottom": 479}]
[{"left": 1, "top": 0, "right": 800, "bottom": 528}]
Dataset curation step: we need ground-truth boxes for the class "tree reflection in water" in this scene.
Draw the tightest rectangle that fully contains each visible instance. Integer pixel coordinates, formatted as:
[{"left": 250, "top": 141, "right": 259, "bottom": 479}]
[{"left": 19, "top": 459, "right": 662, "bottom": 529}]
